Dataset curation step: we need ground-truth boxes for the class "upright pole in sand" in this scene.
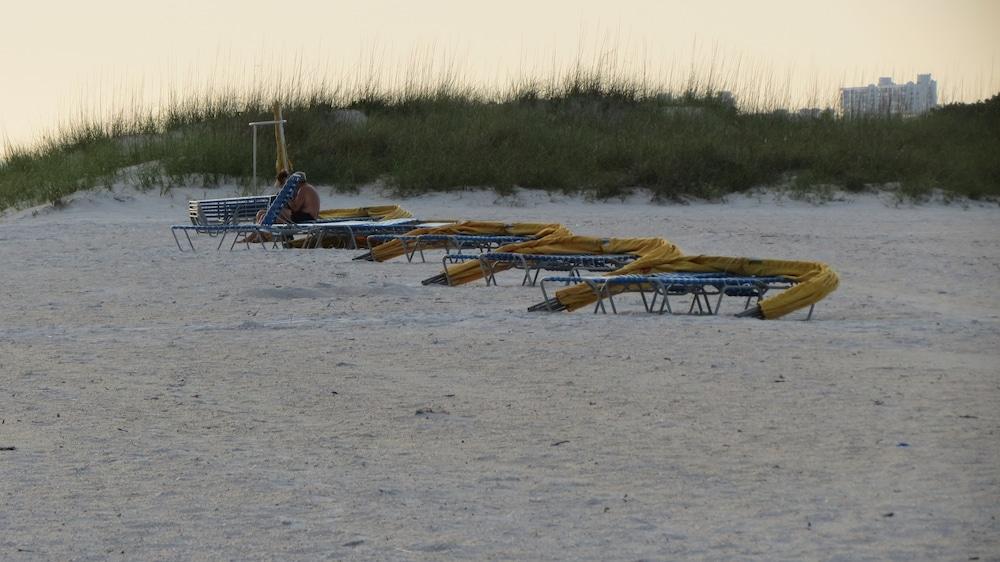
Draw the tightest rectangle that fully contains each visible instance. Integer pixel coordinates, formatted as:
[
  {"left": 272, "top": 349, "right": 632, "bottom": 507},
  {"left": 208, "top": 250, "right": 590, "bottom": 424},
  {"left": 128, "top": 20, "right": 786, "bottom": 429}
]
[{"left": 248, "top": 119, "right": 287, "bottom": 192}]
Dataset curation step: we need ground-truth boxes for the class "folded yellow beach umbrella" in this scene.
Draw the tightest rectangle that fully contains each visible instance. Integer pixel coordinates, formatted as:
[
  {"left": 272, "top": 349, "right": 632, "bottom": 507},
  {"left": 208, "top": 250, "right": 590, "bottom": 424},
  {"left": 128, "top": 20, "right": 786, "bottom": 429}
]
[
  {"left": 368, "top": 221, "right": 567, "bottom": 262},
  {"left": 438, "top": 233, "right": 680, "bottom": 286},
  {"left": 274, "top": 103, "right": 292, "bottom": 174},
  {"left": 317, "top": 205, "right": 413, "bottom": 221}
]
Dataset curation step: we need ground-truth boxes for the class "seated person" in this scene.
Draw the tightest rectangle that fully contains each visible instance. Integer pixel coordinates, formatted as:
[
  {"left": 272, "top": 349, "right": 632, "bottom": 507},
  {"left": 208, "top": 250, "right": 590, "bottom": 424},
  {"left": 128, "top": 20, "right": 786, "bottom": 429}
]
[
  {"left": 255, "top": 170, "right": 321, "bottom": 224},
  {"left": 243, "top": 170, "right": 321, "bottom": 243}
]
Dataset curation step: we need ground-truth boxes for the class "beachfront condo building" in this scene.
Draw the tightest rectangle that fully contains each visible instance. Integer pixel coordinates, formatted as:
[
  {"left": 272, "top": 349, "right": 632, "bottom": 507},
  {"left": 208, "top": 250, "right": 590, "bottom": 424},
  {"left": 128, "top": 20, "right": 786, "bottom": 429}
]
[{"left": 840, "top": 74, "right": 938, "bottom": 117}]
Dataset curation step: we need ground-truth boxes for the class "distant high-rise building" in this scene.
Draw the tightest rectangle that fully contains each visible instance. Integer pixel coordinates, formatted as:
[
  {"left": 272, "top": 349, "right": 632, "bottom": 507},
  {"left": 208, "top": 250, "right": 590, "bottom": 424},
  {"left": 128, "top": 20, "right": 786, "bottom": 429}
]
[{"left": 840, "top": 74, "right": 938, "bottom": 117}]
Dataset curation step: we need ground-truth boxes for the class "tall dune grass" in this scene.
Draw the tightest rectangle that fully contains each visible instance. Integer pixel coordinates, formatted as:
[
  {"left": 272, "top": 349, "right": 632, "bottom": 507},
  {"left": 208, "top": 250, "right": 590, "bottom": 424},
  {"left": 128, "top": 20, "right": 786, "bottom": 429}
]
[{"left": 1, "top": 61, "right": 998, "bottom": 210}]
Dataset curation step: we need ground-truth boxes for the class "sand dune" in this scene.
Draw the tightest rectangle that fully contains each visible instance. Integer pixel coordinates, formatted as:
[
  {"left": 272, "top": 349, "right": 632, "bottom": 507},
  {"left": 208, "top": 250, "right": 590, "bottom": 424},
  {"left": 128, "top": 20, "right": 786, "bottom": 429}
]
[{"left": 1, "top": 185, "right": 997, "bottom": 561}]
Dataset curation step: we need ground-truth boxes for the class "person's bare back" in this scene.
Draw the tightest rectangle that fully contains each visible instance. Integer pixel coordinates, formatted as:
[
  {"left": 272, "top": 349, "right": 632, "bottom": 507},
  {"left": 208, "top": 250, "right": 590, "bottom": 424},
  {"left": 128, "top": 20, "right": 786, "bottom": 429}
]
[
  {"left": 286, "top": 181, "right": 320, "bottom": 222},
  {"left": 253, "top": 171, "right": 321, "bottom": 225}
]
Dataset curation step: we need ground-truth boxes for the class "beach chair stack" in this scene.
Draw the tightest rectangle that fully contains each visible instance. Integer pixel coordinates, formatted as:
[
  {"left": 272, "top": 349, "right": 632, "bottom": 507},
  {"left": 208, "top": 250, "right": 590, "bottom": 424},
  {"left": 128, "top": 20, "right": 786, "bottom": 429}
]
[
  {"left": 188, "top": 195, "right": 277, "bottom": 226},
  {"left": 168, "top": 172, "right": 839, "bottom": 320}
]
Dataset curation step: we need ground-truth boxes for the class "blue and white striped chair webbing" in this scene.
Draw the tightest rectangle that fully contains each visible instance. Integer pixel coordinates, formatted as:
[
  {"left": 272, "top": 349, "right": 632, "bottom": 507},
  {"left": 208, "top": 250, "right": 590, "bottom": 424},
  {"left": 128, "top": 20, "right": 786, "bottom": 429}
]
[{"left": 260, "top": 172, "right": 305, "bottom": 226}]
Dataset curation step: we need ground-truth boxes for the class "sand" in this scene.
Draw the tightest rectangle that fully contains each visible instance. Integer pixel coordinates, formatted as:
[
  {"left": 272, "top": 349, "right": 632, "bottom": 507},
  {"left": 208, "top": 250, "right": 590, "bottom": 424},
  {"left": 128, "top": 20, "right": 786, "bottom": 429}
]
[{"left": 1, "top": 185, "right": 998, "bottom": 561}]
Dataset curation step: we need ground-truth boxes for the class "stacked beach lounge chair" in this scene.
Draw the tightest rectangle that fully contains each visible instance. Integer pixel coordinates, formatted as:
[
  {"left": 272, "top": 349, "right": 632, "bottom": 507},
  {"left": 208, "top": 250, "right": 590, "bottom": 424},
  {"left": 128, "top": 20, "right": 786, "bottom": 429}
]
[
  {"left": 420, "top": 234, "right": 677, "bottom": 287},
  {"left": 171, "top": 172, "right": 310, "bottom": 251},
  {"left": 354, "top": 221, "right": 566, "bottom": 263},
  {"left": 527, "top": 255, "right": 839, "bottom": 320},
  {"left": 170, "top": 173, "right": 420, "bottom": 252}
]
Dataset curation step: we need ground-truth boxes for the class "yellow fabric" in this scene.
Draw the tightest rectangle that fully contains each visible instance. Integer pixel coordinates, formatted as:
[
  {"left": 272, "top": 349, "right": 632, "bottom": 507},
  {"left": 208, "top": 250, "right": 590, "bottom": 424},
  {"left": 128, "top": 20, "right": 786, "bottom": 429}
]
[
  {"left": 553, "top": 254, "right": 839, "bottom": 319},
  {"left": 369, "top": 221, "right": 566, "bottom": 262},
  {"left": 440, "top": 233, "right": 680, "bottom": 286},
  {"left": 273, "top": 103, "right": 292, "bottom": 174},
  {"left": 316, "top": 205, "right": 413, "bottom": 221}
]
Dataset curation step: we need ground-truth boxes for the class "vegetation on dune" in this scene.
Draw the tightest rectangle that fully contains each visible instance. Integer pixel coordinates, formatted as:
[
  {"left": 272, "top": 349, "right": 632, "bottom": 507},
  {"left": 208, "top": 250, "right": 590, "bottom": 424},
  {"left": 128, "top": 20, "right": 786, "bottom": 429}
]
[{"left": 1, "top": 73, "right": 998, "bottom": 211}]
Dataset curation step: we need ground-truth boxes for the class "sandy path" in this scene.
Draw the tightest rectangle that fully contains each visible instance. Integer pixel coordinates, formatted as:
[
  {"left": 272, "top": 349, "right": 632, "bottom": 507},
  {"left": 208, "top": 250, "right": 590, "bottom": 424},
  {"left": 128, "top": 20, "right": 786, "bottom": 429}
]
[{"left": 1, "top": 187, "right": 998, "bottom": 561}]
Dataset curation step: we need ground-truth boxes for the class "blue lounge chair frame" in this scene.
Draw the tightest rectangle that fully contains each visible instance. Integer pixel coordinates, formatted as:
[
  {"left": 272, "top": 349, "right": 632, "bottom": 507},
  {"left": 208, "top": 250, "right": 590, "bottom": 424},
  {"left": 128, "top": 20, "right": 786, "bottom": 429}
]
[
  {"left": 170, "top": 173, "right": 427, "bottom": 252},
  {"left": 188, "top": 195, "right": 277, "bottom": 226},
  {"left": 172, "top": 218, "right": 436, "bottom": 252},
  {"left": 361, "top": 234, "right": 532, "bottom": 263},
  {"left": 534, "top": 272, "right": 810, "bottom": 318},
  {"left": 478, "top": 252, "right": 640, "bottom": 286},
  {"left": 171, "top": 172, "right": 308, "bottom": 251},
  {"left": 297, "top": 219, "right": 448, "bottom": 250}
]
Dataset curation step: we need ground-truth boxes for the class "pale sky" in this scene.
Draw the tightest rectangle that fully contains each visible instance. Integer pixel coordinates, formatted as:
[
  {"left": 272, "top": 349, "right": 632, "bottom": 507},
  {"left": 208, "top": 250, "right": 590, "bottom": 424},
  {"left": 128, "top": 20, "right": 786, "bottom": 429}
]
[{"left": 2, "top": 0, "right": 998, "bottom": 151}]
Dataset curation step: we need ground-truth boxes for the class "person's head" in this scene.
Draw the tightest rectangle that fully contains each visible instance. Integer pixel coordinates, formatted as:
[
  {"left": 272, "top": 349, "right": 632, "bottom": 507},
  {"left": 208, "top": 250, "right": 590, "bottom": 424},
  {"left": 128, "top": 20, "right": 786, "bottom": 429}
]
[{"left": 275, "top": 170, "right": 290, "bottom": 186}]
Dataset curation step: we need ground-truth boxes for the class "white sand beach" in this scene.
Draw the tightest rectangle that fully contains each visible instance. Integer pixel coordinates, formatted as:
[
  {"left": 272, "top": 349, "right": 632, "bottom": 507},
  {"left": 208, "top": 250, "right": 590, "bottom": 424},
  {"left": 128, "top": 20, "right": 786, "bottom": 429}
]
[{"left": 1, "top": 185, "right": 998, "bottom": 561}]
